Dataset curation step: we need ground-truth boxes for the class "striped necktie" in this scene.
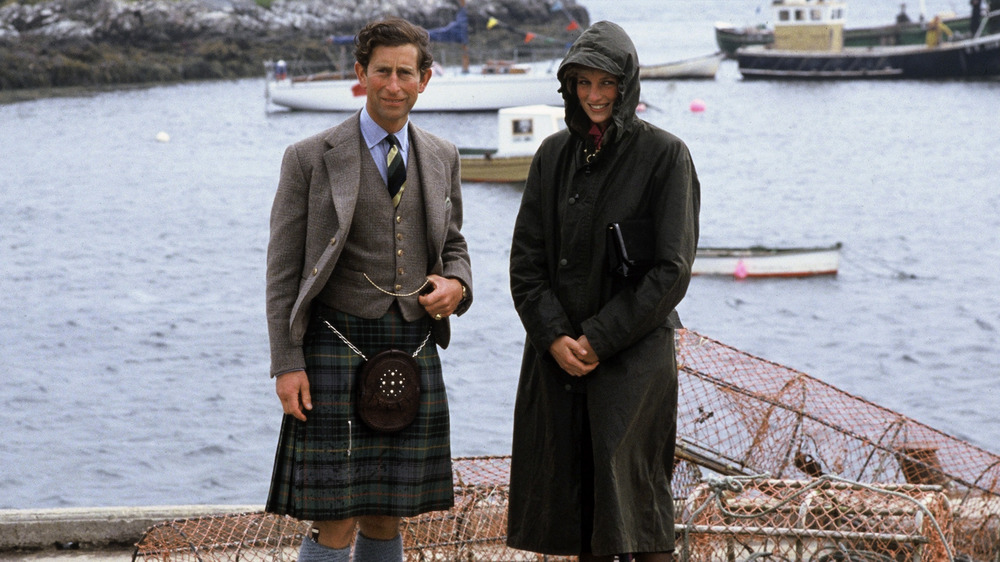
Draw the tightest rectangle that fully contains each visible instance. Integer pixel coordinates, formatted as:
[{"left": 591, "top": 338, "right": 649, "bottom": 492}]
[{"left": 386, "top": 134, "right": 406, "bottom": 208}]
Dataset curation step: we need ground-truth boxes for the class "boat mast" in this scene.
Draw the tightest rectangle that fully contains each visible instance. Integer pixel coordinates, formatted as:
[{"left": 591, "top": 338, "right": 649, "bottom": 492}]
[{"left": 460, "top": 0, "right": 470, "bottom": 74}]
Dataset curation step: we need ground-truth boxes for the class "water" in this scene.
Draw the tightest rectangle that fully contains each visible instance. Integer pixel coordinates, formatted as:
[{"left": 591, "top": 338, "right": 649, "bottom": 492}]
[{"left": 1, "top": 0, "right": 998, "bottom": 510}]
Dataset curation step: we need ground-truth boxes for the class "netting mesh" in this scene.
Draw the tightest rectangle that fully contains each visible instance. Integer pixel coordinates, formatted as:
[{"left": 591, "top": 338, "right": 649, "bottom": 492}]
[{"left": 133, "top": 330, "right": 1000, "bottom": 561}]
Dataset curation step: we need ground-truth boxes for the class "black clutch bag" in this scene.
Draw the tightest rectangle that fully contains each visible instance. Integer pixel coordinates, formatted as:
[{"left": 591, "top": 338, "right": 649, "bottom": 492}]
[{"left": 607, "top": 219, "right": 654, "bottom": 278}]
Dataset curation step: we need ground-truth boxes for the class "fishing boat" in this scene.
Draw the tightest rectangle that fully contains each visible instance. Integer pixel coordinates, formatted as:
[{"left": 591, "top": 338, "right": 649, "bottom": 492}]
[
  {"left": 735, "top": 0, "right": 1000, "bottom": 79},
  {"left": 714, "top": 2, "right": 993, "bottom": 57},
  {"left": 638, "top": 52, "right": 724, "bottom": 80},
  {"left": 459, "top": 104, "right": 564, "bottom": 183},
  {"left": 692, "top": 243, "right": 842, "bottom": 278}
]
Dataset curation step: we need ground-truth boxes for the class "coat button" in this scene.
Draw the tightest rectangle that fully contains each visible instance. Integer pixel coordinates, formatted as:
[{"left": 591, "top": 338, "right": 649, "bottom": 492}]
[
  {"left": 559, "top": 258, "right": 568, "bottom": 266},
  {"left": 568, "top": 197, "right": 576, "bottom": 205},
  {"left": 564, "top": 384, "right": 572, "bottom": 391}
]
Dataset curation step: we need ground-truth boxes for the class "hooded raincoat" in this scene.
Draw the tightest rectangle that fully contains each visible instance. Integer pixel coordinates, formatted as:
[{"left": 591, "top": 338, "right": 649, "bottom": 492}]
[{"left": 507, "top": 21, "right": 700, "bottom": 556}]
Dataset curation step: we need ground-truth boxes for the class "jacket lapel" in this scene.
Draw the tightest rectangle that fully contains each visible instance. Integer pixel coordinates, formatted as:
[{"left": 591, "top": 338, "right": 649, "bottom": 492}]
[
  {"left": 323, "top": 113, "right": 363, "bottom": 237},
  {"left": 410, "top": 124, "right": 449, "bottom": 264}
]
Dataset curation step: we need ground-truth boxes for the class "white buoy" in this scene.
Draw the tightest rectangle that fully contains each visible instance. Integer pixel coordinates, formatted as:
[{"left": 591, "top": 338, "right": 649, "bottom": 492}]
[{"left": 155, "top": 131, "right": 170, "bottom": 143}]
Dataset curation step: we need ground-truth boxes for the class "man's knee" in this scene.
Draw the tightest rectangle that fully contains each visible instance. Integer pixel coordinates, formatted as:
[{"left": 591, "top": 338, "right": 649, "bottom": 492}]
[
  {"left": 312, "top": 519, "right": 357, "bottom": 549},
  {"left": 358, "top": 515, "right": 401, "bottom": 539}
]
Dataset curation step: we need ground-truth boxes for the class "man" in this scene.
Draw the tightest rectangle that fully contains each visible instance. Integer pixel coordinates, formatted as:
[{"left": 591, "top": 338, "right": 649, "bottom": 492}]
[
  {"left": 925, "top": 15, "right": 953, "bottom": 47},
  {"left": 264, "top": 17, "right": 472, "bottom": 562}
]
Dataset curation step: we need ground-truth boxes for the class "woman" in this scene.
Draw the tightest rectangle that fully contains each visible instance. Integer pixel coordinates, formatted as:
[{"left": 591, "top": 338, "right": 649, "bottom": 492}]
[{"left": 506, "top": 21, "right": 700, "bottom": 562}]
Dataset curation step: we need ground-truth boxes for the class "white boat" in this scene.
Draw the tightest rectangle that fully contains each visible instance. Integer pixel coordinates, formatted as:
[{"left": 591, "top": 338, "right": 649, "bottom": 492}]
[
  {"left": 638, "top": 52, "right": 724, "bottom": 80},
  {"left": 266, "top": 59, "right": 564, "bottom": 113},
  {"left": 693, "top": 243, "right": 842, "bottom": 278},
  {"left": 459, "top": 104, "right": 565, "bottom": 183}
]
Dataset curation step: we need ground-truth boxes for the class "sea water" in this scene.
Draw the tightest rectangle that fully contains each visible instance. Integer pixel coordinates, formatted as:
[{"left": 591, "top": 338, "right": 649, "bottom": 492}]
[{"left": 1, "top": 0, "right": 998, "bottom": 509}]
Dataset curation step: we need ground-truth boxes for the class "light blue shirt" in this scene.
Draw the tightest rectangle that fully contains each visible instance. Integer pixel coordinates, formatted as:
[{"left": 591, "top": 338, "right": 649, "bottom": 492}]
[{"left": 360, "top": 107, "right": 409, "bottom": 186}]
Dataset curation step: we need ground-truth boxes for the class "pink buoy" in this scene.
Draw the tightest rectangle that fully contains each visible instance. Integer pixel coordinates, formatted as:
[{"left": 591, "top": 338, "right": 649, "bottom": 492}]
[
  {"left": 690, "top": 99, "right": 706, "bottom": 113},
  {"left": 734, "top": 259, "right": 748, "bottom": 280}
]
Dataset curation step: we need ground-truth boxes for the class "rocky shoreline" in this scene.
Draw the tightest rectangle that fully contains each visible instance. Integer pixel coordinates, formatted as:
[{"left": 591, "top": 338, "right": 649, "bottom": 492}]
[{"left": 0, "top": 0, "right": 588, "bottom": 93}]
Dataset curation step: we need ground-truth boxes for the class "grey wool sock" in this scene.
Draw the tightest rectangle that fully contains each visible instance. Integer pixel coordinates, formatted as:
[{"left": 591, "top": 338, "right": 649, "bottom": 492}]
[
  {"left": 298, "top": 534, "right": 351, "bottom": 562},
  {"left": 353, "top": 532, "right": 403, "bottom": 562}
]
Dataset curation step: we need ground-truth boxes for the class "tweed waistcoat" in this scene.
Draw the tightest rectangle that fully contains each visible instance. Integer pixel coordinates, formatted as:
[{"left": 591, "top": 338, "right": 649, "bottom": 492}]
[{"left": 318, "top": 140, "right": 429, "bottom": 321}]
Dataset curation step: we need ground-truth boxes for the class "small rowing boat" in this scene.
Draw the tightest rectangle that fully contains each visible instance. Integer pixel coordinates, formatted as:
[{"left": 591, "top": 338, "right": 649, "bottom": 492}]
[{"left": 693, "top": 243, "right": 842, "bottom": 278}]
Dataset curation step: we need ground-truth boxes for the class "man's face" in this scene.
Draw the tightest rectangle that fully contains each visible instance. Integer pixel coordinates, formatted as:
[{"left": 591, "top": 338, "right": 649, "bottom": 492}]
[{"left": 355, "top": 44, "right": 431, "bottom": 133}]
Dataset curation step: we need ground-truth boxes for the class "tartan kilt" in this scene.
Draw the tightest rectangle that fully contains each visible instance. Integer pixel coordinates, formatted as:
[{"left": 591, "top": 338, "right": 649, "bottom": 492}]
[{"left": 266, "top": 303, "right": 454, "bottom": 521}]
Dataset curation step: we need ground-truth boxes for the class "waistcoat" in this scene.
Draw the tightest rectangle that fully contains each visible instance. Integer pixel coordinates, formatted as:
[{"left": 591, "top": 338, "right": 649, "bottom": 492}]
[{"left": 317, "top": 138, "right": 429, "bottom": 321}]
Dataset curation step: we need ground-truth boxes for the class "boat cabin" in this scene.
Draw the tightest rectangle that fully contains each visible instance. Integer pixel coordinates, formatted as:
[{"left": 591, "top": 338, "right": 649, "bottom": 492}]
[
  {"left": 495, "top": 104, "right": 565, "bottom": 158},
  {"left": 771, "top": 0, "right": 847, "bottom": 51}
]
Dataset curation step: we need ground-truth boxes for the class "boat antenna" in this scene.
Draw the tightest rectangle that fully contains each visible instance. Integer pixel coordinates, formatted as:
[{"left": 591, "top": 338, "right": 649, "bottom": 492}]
[{"left": 460, "top": 0, "right": 470, "bottom": 74}]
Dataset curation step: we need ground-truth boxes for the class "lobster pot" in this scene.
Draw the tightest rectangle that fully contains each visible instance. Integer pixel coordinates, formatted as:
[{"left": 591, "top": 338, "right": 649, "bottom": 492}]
[{"left": 677, "top": 478, "right": 953, "bottom": 562}]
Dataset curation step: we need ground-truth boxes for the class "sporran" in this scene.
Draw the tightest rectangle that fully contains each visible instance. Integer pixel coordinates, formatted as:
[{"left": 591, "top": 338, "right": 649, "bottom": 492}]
[{"left": 320, "top": 316, "right": 432, "bottom": 433}]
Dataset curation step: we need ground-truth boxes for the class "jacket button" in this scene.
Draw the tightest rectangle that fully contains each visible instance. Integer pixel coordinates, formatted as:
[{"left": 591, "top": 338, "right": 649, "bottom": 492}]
[
  {"left": 396, "top": 216, "right": 402, "bottom": 223},
  {"left": 398, "top": 267, "right": 405, "bottom": 275},
  {"left": 329, "top": 237, "right": 336, "bottom": 246},
  {"left": 397, "top": 249, "right": 404, "bottom": 257},
  {"left": 396, "top": 233, "right": 404, "bottom": 241},
  {"left": 312, "top": 268, "right": 318, "bottom": 275},
  {"left": 395, "top": 284, "right": 403, "bottom": 291}
]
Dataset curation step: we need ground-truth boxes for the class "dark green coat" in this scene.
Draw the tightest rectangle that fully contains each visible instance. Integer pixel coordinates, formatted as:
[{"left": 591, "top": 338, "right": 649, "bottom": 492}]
[{"left": 507, "top": 21, "right": 700, "bottom": 556}]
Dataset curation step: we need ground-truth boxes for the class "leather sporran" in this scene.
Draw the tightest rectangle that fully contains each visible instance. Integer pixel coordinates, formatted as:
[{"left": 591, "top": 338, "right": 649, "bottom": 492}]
[{"left": 356, "top": 349, "right": 421, "bottom": 433}]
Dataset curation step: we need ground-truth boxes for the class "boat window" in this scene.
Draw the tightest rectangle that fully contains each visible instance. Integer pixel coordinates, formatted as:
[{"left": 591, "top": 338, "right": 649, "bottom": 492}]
[
  {"left": 795, "top": 9, "right": 805, "bottom": 21},
  {"left": 811, "top": 8, "right": 822, "bottom": 20},
  {"left": 512, "top": 118, "right": 533, "bottom": 136},
  {"left": 779, "top": 9, "right": 790, "bottom": 21}
]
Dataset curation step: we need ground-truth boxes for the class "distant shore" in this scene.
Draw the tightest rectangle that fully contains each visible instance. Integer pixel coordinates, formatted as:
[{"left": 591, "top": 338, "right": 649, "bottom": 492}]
[{"left": 0, "top": 0, "right": 587, "bottom": 95}]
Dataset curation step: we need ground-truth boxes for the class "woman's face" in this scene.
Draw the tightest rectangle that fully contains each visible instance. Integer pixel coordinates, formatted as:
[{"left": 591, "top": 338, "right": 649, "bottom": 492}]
[{"left": 575, "top": 67, "right": 619, "bottom": 128}]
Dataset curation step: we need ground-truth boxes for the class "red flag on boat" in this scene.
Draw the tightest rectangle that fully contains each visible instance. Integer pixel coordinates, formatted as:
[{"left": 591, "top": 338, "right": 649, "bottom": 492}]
[
  {"left": 524, "top": 31, "right": 536, "bottom": 43},
  {"left": 566, "top": 20, "right": 580, "bottom": 31},
  {"left": 351, "top": 82, "right": 366, "bottom": 97}
]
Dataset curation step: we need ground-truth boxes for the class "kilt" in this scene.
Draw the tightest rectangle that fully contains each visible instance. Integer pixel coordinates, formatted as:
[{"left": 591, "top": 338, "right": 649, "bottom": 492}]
[{"left": 266, "top": 303, "right": 454, "bottom": 521}]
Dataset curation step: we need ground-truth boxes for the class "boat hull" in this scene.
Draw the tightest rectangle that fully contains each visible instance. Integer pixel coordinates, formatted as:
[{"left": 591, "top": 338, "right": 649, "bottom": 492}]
[
  {"left": 737, "top": 33, "right": 1000, "bottom": 79},
  {"left": 692, "top": 244, "right": 842, "bottom": 278},
  {"left": 267, "top": 70, "right": 563, "bottom": 112},
  {"left": 638, "top": 53, "right": 723, "bottom": 80},
  {"left": 459, "top": 154, "right": 533, "bottom": 183}
]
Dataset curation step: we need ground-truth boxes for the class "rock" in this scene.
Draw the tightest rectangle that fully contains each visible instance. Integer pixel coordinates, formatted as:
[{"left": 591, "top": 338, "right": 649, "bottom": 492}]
[{"left": 0, "top": 0, "right": 589, "bottom": 91}]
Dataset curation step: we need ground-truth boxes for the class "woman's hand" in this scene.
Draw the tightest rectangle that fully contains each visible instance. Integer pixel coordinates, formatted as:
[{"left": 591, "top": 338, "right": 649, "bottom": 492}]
[{"left": 549, "top": 335, "right": 600, "bottom": 376}]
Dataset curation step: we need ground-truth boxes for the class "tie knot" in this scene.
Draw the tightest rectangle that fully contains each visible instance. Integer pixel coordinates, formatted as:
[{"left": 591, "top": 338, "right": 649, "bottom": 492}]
[{"left": 386, "top": 134, "right": 400, "bottom": 149}]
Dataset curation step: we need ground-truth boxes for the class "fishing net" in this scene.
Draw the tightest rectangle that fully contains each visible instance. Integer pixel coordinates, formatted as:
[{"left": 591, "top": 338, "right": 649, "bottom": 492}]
[{"left": 133, "top": 330, "right": 1000, "bottom": 561}]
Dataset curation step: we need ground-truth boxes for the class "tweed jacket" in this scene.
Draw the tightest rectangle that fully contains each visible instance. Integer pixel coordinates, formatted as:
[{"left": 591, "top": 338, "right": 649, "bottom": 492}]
[{"left": 266, "top": 111, "right": 473, "bottom": 378}]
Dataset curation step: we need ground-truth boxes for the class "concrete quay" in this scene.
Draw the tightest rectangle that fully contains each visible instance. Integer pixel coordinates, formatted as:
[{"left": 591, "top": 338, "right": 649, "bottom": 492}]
[{"left": 0, "top": 505, "right": 262, "bottom": 561}]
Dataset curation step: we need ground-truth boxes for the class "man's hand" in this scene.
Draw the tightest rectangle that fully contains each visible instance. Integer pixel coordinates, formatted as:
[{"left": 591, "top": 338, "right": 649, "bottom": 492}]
[
  {"left": 418, "top": 274, "right": 464, "bottom": 320},
  {"left": 549, "top": 335, "right": 600, "bottom": 377},
  {"left": 275, "top": 370, "right": 311, "bottom": 422}
]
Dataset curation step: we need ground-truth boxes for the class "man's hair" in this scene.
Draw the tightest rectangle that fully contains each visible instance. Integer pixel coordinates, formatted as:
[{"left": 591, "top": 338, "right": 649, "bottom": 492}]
[{"left": 355, "top": 17, "right": 434, "bottom": 73}]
